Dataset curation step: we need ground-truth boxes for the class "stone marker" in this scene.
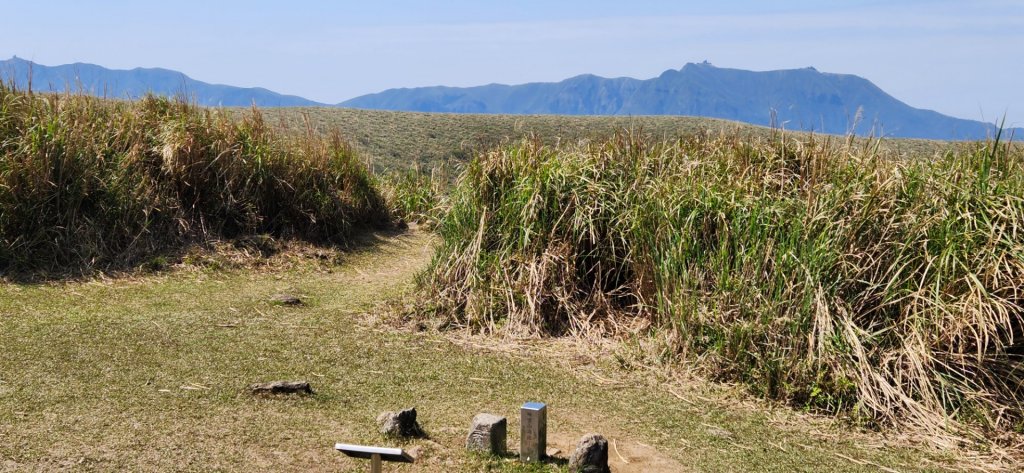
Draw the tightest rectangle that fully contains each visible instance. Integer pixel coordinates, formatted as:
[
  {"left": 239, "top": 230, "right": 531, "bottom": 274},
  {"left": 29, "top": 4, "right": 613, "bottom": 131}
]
[
  {"left": 520, "top": 402, "right": 547, "bottom": 463},
  {"left": 249, "top": 380, "right": 313, "bottom": 395},
  {"left": 270, "top": 293, "right": 303, "bottom": 306},
  {"left": 377, "top": 407, "right": 425, "bottom": 438},
  {"left": 568, "top": 433, "right": 610, "bottom": 473},
  {"left": 466, "top": 413, "right": 507, "bottom": 455}
]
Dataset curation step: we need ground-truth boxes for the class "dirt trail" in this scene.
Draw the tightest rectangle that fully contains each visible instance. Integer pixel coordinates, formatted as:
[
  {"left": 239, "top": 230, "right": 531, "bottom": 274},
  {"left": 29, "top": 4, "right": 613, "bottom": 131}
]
[{"left": 0, "top": 229, "right": 954, "bottom": 472}]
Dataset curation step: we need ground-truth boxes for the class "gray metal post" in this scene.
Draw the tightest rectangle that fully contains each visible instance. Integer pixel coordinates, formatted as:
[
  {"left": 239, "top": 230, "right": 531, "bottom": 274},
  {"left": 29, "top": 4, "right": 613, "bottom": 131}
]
[{"left": 520, "top": 402, "right": 547, "bottom": 462}]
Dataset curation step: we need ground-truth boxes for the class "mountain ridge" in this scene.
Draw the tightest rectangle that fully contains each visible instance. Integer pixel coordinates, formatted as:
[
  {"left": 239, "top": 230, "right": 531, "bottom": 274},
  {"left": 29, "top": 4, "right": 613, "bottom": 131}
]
[
  {"left": 1, "top": 57, "right": 1016, "bottom": 140},
  {"left": 342, "top": 62, "right": 1018, "bottom": 140},
  {"left": 0, "top": 56, "right": 325, "bottom": 107}
]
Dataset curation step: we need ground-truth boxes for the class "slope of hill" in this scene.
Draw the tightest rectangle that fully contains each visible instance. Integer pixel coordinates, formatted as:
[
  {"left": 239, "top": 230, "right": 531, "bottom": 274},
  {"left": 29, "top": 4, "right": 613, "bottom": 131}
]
[
  {"left": 342, "top": 63, "right": 1019, "bottom": 140},
  {"left": 256, "top": 107, "right": 949, "bottom": 172},
  {"left": 0, "top": 56, "right": 324, "bottom": 107}
]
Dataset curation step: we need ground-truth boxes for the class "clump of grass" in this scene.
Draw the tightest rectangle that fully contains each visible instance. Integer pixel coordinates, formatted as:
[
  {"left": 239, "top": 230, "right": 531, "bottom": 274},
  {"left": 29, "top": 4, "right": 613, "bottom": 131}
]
[
  {"left": 424, "top": 130, "right": 1024, "bottom": 443},
  {"left": 377, "top": 165, "right": 450, "bottom": 225},
  {"left": 0, "top": 83, "right": 389, "bottom": 275}
]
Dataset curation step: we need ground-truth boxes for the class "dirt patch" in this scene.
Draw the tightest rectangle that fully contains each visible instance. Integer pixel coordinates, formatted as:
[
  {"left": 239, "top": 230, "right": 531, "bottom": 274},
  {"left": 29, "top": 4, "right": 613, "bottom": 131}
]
[{"left": 547, "top": 431, "right": 687, "bottom": 473}]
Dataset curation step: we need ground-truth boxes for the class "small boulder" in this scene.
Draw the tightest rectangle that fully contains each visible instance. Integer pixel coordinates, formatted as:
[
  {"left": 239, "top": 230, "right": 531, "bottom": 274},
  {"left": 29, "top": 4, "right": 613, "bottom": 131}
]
[
  {"left": 270, "top": 293, "right": 303, "bottom": 306},
  {"left": 249, "top": 380, "right": 313, "bottom": 395},
  {"left": 569, "top": 433, "right": 610, "bottom": 473},
  {"left": 377, "top": 407, "right": 425, "bottom": 438},
  {"left": 465, "top": 413, "right": 507, "bottom": 455}
]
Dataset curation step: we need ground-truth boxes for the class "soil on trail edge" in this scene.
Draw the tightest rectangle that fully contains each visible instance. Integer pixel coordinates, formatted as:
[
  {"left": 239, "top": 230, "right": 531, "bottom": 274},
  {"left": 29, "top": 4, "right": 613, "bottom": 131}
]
[{"left": 547, "top": 431, "right": 685, "bottom": 473}]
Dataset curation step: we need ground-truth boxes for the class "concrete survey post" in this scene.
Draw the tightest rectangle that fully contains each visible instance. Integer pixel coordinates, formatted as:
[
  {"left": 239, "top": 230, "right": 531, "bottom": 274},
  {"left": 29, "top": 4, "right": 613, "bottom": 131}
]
[{"left": 520, "top": 402, "right": 547, "bottom": 462}]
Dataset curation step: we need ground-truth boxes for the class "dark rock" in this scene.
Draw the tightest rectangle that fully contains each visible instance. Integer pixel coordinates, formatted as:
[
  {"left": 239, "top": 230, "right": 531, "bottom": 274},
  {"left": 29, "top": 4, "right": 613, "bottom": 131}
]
[
  {"left": 465, "top": 413, "right": 507, "bottom": 454},
  {"left": 270, "top": 293, "right": 303, "bottom": 306},
  {"left": 569, "top": 433, "right": 610, "bottom": 473},
  {"left": 234, "top": 234, "right": 280, "bottom": 257},
  {"left": 377, "top": 407, "right": 425, "bottom": 438},
  {"left": 249, "top": 380, "right": 313, "bottom": 395}
]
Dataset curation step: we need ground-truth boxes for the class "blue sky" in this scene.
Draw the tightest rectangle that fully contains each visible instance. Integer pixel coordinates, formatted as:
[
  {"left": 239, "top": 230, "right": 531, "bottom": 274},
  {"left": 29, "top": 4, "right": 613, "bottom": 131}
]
[{"left": 1, "top": 0, "right": 1020, "bottom": 125}]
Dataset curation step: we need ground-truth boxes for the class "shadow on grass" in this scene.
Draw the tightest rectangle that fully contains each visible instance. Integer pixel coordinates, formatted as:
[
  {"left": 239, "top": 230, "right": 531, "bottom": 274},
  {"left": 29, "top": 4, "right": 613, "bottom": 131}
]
[
  {"left": 472, "top": 451, "right": 570, "bottom": 471},
  {"left": 0, "top": 223, "right": 413, "bottom": 285}
]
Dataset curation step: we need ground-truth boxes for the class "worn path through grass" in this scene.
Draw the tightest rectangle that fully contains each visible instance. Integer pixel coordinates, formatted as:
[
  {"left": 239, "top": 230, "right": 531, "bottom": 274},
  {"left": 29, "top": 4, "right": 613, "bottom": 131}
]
[{"left": 0, "top": 230, "right": 955, "bottom": 472}]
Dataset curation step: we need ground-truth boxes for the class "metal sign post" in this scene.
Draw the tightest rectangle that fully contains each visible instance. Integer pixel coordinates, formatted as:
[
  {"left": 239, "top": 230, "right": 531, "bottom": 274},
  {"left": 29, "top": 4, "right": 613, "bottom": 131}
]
[
  {"left": 335, "top": 443, "right": 413, "bottom": 472},
  {"left": 520, "top": 402, "right": 547, "bottom": 463}
]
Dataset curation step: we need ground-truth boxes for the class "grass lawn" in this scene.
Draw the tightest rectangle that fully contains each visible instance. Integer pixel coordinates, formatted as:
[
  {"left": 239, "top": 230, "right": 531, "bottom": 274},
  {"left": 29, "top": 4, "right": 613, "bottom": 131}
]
[{"left": 0, "top": 230, "right": 957, "bottom": 472}]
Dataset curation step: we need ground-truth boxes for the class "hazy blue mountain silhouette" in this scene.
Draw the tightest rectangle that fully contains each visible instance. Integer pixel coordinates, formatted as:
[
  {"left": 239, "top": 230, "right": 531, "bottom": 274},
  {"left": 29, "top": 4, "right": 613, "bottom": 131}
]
[
  {"left": 342, "top": 62, "right": 1017, "bottom": 140},
  {"left": 2, "top": 57, "right": 1014, "bottom": 140},
  {"left": 0, "top": 56, "right": 324, "bottom": 107}
]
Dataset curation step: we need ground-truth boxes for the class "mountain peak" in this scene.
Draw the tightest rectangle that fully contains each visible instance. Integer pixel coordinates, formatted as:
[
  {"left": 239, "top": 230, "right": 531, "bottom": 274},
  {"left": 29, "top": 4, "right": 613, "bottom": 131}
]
[
  {"left": 3, "top": 57, "right": 1014, "bottom": 140},
  {"left": 680, "top": 61, "right": 717, "bottom": 71},
  {"left": 0, "top": 57, "right": 324, "bottom": 107},
  {"left": 342, "top": 66, "right": 1017, "bottom": 140}
]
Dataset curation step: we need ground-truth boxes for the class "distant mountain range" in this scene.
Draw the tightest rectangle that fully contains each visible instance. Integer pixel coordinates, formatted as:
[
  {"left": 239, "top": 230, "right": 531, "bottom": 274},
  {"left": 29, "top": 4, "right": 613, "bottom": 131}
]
[
  {"left": 2, "top": 56, "right": 1016, "bottom": 140},
  {"left": 344, "top": 62, "right": 1018, "bottom": 140},
  {"left": 0, "top": 56, "right": 322, "bottom": 107}
]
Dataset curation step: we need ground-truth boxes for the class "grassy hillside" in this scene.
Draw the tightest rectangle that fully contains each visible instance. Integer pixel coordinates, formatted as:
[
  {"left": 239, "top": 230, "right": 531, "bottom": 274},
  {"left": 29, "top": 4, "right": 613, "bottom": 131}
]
[
  {"left": 256, "top": 107, "right": 949, "bottom": 172},
  {"left": 420, "top": 130, "right": 1024, "bottom": 444},
  {"left": 4, "top": 87, "right": 1018, "bottom": 462},
  {"left": 0, "top": 85, "right": 389, "bottom": 275}
]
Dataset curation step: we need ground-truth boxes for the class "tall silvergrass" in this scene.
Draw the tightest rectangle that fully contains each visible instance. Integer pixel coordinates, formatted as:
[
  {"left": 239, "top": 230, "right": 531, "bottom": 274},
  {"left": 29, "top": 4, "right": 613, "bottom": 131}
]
[
  {"left": 425, "top": 131, "right": 1024, "bottom": 440},
  {"left": 377, "top": 165, "right": 449, "bottom": 225},
  {"left": 0, "top": 83, "right": 388, "bottom": 274}
]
